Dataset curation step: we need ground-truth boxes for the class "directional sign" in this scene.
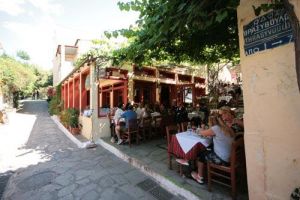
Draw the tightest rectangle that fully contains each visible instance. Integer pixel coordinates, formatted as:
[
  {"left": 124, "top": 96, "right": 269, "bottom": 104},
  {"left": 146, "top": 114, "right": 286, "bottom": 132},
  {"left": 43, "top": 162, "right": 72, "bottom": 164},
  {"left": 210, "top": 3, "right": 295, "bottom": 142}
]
[{"left": 243, "top": 9, "right": 294, "bottom": 56}]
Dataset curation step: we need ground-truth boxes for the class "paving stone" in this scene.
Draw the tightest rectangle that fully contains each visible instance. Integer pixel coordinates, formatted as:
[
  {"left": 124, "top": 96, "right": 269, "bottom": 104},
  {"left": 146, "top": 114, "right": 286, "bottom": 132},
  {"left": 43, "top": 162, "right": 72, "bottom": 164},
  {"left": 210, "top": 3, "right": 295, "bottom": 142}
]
[
  {"left": 80, "top": 190, "right": 99, "bottom": 200},
  {"left": 75, "top": 169, "right": 94, "bottom": 180},
  {"left": 54, "top": 173, "right": 74, "bottom": 186},
  {"left": 58, "top": 194, "right": 73, "bottom": 200},
  {"left": 41, "top": 183, "right": 62, "bottom": 192},
  {"left": 58, "top": 184, "right": 77, "bottom": 197},
  {"left": 124, "top": 170, "right": 148, "bottom": 185},
  {"left": 110, "top": 174, "right": 129, "bottom": 186},
  {"left": 73, "top": 183, "right": 97, "bottom": 197},
  {"left": 97, "top": 175, "right": 116, "bottom": 188},
  {"left": 120, "top": 183, "right": 147, "bottom": 199},
  {"left": 88, "top": 170, "right": 107, "bottom": 181},
  {"left": 100, "top": 187, "right": 135, "bottom": 200},
  {"left": 76, "top": 177, "right": 90, "bottom": 185}
]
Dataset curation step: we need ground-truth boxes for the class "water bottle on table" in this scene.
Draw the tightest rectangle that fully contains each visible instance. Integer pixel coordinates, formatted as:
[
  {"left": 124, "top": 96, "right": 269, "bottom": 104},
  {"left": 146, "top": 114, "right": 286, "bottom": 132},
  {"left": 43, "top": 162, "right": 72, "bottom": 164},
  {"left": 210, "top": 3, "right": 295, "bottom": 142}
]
[{"left": 187, "top": 122, "right": 192, "bottom": 134}]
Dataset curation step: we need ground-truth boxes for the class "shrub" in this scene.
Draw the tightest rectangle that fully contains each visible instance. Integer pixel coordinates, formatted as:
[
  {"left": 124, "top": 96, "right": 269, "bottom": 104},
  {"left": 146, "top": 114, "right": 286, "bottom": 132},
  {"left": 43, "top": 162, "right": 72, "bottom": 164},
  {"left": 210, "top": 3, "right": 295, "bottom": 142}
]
[
  {"left": 69, "top": 108, "right": 79, "bottom": 128},
  {"left": 48, "top": 96, "right": 62, "bottom": 115}
]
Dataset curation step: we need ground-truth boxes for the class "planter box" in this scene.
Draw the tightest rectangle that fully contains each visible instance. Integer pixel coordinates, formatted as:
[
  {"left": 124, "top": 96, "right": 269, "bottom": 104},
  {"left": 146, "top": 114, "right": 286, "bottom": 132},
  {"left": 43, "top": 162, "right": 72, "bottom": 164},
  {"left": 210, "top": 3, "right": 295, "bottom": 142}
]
[{"left": 70, "top": 127, "right": 80, "bottom": 135}]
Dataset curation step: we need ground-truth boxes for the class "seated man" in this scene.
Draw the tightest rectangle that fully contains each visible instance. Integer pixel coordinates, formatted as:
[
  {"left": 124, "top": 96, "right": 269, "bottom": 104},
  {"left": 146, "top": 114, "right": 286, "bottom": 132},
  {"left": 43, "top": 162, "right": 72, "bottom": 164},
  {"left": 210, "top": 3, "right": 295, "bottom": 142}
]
[{"left": 115, "top": 105, "right": 137, "bottom": 145}]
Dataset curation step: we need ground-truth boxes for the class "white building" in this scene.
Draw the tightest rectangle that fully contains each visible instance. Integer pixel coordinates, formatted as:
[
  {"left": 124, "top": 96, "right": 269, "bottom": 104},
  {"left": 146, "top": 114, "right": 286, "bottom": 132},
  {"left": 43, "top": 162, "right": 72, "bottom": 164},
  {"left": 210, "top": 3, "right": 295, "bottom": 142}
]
[{"left": 52, "top": 39, "right": 92, "bottom": 86}]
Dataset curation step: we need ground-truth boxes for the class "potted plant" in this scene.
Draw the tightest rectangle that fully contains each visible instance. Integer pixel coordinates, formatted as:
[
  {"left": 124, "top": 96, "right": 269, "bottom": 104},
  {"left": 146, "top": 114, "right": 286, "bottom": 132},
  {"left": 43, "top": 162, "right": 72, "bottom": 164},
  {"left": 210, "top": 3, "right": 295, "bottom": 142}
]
[
  {"left": 60, "top": 109, "right": 71, "bottom": 128},
  {"left": 69, "top": 108, "right": 80, "bottom": 134}
]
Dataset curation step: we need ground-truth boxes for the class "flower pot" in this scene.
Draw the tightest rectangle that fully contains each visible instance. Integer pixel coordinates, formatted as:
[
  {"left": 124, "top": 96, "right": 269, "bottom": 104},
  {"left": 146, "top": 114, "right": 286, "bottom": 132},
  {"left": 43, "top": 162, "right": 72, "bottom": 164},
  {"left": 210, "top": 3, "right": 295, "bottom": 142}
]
[{"left": 70, "top": 127, "right": 80, "bottom": 135}]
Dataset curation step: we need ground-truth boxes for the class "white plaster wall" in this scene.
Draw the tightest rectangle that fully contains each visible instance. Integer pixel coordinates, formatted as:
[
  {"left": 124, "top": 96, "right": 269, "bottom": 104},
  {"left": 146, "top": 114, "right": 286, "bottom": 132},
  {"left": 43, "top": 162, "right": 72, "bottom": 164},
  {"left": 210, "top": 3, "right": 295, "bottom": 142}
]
[{"left": 238, "top": 1, "right": 300, "bottom": 199}]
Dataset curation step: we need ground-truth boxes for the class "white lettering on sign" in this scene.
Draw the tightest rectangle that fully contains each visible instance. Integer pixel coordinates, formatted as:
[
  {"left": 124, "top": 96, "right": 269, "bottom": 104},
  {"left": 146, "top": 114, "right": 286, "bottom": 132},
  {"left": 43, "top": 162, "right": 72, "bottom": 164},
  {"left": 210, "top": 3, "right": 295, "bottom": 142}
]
[
  {"left": 244, "top": 14, "right": 289, "bottom": 37},
  {"left": 244, "top": 22, "right": 291, "bottom": 44},
  {"left": 245, "top": 47, "right": 261, "bottom": 56}
]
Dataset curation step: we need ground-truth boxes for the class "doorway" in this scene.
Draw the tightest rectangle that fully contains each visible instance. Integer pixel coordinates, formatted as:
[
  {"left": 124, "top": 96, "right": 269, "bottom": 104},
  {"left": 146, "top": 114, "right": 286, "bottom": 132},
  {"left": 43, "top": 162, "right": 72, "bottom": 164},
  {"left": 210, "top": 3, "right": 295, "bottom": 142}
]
[{"left": 160, "top": 85, "right": 170, "bottom": 107}]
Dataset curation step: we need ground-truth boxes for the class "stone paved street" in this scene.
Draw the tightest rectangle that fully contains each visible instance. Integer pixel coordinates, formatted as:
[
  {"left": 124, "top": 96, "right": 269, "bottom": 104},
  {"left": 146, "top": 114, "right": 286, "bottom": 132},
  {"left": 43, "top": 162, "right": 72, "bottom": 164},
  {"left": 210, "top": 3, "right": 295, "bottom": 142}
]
[{"left": 0, "top": 100, "right": 183, "bottom": 200}]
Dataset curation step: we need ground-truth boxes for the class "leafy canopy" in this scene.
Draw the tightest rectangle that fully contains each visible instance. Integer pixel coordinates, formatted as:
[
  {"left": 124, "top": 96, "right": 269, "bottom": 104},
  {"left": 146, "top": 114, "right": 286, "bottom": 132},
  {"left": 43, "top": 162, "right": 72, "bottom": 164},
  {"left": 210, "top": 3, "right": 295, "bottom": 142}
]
[
  {"left": 0, "top": 54, "right": 52, "bottom": 97},
  {"left": 16, "top": 50, "right": 30, "bottom": 61},
  {"left": 106, "top": 0, "right": 240, "bottom": 66}
]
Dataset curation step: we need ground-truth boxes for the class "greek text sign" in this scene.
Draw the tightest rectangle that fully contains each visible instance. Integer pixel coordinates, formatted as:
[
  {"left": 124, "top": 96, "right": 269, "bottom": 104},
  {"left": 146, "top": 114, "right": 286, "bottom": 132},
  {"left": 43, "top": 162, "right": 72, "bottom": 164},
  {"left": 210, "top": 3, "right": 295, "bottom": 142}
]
[{"left": 243, "top": 9, "right": 294, "bottom": 56}]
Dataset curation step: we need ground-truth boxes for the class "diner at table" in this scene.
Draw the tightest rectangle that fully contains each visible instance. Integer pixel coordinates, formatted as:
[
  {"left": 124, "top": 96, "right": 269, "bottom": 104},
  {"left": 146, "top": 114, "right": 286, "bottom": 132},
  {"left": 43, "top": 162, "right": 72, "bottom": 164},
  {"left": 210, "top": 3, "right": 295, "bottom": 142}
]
[
  {"left": 190, "top": 114, "right": 236, "bottom": 184},
  {"left": 167, "top": 106, "right": 244, "bottom": 185}
]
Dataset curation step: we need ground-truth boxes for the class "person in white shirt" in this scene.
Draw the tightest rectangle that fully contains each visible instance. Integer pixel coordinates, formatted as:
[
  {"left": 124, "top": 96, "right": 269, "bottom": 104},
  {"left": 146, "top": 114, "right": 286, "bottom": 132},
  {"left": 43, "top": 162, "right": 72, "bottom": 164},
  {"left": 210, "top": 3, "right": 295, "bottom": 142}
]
[
  {"left": 113, "top": 103, "right": 124, "bottom": 144},
  {"left": 191, "top": 115, "right": 235, "bottom": 184},
  {"left": 135, "top": 103, "right": 144, "bottom": 120}
]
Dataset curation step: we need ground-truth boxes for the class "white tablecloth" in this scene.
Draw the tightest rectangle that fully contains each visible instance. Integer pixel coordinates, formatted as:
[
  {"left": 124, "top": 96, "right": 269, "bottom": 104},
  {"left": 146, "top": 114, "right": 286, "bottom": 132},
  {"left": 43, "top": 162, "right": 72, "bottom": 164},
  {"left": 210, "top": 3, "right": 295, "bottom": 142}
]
[
  {"left": 176, "top": 131, "right": 212, "bottom": 154},
  {"left": 188, "top": 112, "right": 199, "bottom": 120},
  {"left": 218, "top": 96, "right": 232, "bottom": 103}
]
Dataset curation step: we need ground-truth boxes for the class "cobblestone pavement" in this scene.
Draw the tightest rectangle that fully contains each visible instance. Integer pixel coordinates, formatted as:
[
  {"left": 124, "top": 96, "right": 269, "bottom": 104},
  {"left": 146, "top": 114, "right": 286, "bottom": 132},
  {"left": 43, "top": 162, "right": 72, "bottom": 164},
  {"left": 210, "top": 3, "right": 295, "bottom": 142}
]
[{"left": 0, "top": 100, "right": 183, "bottom": 200}]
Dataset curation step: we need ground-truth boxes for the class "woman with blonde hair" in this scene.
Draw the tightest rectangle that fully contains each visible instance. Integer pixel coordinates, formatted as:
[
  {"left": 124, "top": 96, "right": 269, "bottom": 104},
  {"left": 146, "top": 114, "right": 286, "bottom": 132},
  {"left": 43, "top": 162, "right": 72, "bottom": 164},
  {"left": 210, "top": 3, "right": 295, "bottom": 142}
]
[
  {"left": 219, "top": 106, "right": 244, "bottom": 133},
  {"left": 191, "top": 114, "right": 235, "bottom": 184}
]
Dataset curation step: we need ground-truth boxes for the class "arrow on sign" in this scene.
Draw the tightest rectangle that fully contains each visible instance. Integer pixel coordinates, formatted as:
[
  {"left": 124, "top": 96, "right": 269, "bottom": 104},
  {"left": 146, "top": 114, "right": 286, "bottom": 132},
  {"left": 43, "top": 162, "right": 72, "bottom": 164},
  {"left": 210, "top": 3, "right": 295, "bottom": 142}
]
[{"left": 272, "top": 40, "right": 282, "bottom": 46}]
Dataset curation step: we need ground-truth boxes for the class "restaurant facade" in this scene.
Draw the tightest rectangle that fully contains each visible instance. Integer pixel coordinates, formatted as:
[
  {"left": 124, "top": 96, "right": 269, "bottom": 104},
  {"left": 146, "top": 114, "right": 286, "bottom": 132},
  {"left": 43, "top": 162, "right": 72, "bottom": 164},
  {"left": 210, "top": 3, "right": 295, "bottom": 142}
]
[{"left": 60, "top": 60, "right": 205, "bottom": 140}]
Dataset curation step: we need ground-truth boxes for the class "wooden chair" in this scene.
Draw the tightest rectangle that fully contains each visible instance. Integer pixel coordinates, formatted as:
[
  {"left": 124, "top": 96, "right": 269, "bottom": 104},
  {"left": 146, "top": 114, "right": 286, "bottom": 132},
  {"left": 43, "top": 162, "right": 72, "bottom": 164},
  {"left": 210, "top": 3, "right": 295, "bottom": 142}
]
[
  {"left": 122, "top": 119, "right": 140, "bottom": 148},
  {"left": 180, "top": 121, "right": 188, "bottom": 132},
  {"left": 139, "top": 116, "right": 152, "bottom": 141},
  {"left": 180, "top": 121, "right": 194, "bottom": 132},
  {"left": 165, "top": 124, "right": 180, "bottom": 170},
  {"left": 152, "top": 115, "right": 163, "bottom": 136},
  {"left": 207, "top": 136, "right": 245, "bottom": 199}
]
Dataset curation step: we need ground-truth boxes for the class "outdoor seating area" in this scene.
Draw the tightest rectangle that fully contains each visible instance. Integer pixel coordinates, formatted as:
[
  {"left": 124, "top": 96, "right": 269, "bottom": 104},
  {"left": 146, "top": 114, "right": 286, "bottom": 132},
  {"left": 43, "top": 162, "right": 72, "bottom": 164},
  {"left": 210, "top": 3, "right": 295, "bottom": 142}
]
[
  {"left": 103, "top": 95, "right": 247, "bottom": 199},
  {"left": 100, "top": 136, "right": 248, "bottom": 199}
]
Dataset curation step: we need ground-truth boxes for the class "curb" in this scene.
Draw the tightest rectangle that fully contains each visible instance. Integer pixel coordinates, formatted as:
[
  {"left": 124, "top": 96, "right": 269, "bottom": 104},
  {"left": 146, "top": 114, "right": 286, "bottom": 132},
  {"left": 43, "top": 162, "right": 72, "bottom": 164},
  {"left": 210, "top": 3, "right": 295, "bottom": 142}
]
[
  {"left": 51, "top": 115, "right": 84, "bottom": 148},
  {"left": 51, "top": 115, "right": 200, "bottom": 200}
]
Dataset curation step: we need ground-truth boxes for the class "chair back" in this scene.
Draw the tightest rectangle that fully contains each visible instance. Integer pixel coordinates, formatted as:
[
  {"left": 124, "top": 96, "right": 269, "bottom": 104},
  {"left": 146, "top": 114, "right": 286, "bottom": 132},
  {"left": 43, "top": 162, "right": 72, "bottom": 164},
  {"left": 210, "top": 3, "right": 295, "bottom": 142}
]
[
  {"left": 229, "top": 136, "right": 245, "bottom": 167},
  {"left": 153, "top": 115, "right": 162, "bottom": 127},
  {"left": 180, "top": 121, "right": 194, "bottom": 132},
  {"left": 127, "top": 118, "right": 138, "bottom": 132},
  {"left": 142, "top": 116, "right": 152, "bottom": 128},
  {"left": 165, "top": 124, "right": 180, "bottom": 146}
]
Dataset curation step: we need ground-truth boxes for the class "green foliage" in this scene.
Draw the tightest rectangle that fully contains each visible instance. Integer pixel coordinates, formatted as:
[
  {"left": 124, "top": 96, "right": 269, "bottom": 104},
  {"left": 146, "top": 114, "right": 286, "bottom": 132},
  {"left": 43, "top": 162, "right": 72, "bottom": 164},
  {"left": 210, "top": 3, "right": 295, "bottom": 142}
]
[
  {"left": 59, "top": 108, "right": 79, "bottom": 128},
  {"left": 48, "top": 95, "right": 62, "bottom": 115},
  {"left": 0, "top": 55, "right": 37, "bottom": 95},
  {"left": 69, "top": 108, "right": 79, "bottom": 128},
  {"left": 252, "top": 0, "right": 283, "bottom": 16},
  {"left": 16, "top": 50, "right": 30, "bottom": 60},
  {"left": 48, "top": 83, "right": 62, "bottom": 115},
  {"left": 0, "top": 54, "right": 52, "bottom": 103},
  {"left": 60, "top": 108, "right": 71, "bottom": 126},
  {"left": 55, "top": 83, "right": 61, "bottom": 99},
  {"left": 107, "top": 0, "right": 240, "bottom": 66}
]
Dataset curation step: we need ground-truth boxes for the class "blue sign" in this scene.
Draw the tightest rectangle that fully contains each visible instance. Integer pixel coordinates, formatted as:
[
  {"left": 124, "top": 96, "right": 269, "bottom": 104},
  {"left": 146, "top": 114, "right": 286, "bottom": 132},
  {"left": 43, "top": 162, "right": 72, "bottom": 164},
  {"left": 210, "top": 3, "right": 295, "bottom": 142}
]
[{"left": 243, "top": 9, "right": 294, "bottom": 56}]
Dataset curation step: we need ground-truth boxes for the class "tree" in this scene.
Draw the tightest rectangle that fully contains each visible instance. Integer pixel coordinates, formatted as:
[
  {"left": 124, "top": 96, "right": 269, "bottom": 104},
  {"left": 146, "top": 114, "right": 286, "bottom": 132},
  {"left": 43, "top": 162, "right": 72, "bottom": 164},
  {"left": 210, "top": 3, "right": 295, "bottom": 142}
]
[
  {"left": 16, "top": 50, "right": 30, "bottom": 61},
  {"left": 0, "top": 54, "right": 52, "bottom": 106},
  {"left": 108, "top": 0, "right": 240, "bottom": 66}
]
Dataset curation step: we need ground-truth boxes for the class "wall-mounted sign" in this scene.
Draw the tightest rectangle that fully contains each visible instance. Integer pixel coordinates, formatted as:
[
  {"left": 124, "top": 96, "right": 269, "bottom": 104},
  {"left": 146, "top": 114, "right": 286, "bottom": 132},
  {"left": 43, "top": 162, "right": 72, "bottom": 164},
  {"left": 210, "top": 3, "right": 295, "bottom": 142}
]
[{"left": 243, "top": 9, "right": 294, "bottom": 56}]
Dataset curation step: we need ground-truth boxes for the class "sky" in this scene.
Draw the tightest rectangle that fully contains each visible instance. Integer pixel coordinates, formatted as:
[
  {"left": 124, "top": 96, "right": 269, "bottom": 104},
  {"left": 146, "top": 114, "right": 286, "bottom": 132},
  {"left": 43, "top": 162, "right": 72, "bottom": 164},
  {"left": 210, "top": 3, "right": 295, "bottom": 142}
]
[{"left": 0, "top": 0, "right": 139, "bottom": 70}]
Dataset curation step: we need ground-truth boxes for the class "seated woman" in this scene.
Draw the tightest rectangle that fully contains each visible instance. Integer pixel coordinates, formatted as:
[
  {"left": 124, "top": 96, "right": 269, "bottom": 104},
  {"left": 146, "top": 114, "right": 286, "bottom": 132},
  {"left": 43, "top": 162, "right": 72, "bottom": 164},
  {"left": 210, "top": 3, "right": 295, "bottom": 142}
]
[
  {"left": 219, "top": 106, "right": 244, "bottom": 133},
  {"left": 191, "top": 115, "right": 236, "bottom": 184}
]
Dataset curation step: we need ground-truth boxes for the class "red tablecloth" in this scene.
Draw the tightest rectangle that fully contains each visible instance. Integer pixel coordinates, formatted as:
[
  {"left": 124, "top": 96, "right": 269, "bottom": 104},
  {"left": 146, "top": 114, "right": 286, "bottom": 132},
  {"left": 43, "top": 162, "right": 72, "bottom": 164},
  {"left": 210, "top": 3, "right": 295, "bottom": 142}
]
[{"left": 168, "top": 135, "right": 205, "bottom": 160}]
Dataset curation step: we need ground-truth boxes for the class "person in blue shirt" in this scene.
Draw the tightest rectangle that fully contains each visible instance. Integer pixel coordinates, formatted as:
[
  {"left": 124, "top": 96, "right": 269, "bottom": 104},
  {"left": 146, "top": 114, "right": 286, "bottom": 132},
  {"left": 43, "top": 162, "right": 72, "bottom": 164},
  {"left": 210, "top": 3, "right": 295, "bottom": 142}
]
[{"left": 115, "top": 105, "right": 137, "bottom": 145}]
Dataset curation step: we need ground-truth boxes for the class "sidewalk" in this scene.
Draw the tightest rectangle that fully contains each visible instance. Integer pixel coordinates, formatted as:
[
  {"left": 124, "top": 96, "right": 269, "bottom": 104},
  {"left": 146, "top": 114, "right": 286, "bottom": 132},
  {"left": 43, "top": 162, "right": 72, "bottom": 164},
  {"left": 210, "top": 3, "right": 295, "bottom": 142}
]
[
  {"left": 1, "top": 100, "right": 183, "bottom": 200},
  {"left": 52, "top": 116, "right": 248, "bottom": 200}
]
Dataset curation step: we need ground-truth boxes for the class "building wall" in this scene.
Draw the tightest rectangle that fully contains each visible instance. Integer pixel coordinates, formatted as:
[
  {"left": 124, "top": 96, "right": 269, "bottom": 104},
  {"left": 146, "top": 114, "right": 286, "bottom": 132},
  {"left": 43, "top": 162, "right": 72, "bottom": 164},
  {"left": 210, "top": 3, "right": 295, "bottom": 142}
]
[{"left": 238, "top": 1, "right": 300, "bottom": 199}]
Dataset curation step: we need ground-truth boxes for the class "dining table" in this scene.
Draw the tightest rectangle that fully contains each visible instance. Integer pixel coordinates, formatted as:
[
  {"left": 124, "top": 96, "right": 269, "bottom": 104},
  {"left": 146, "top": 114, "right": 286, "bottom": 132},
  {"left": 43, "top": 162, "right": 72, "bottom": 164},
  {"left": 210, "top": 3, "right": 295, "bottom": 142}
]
[{"left": 168, "top": 131, "right": 212, "bottom": 160}]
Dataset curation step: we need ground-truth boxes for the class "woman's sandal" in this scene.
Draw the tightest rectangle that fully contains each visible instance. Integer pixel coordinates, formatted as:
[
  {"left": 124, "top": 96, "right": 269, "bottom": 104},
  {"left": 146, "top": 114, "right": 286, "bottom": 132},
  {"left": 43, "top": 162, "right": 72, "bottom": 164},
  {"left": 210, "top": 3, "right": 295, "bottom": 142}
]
[{"left": 191, "top": 171, "right": 204, "bottom": 184}]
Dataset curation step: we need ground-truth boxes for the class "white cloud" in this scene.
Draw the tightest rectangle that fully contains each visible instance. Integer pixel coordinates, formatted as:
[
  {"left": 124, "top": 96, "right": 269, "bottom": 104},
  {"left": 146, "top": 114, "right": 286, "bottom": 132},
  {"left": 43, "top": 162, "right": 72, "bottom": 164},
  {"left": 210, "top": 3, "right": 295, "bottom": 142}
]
[
  {"left": 2, "top": 19, "right": 56, "bottom": 69},
  {"left": 0, "top": 0, "right": 25, "bottom": 16},
  {"left": 27, "top": 0, "right": 64, "bottom": 16},
  {"left": 0, "top": 0, "right": 63, "bottom": 17}
]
